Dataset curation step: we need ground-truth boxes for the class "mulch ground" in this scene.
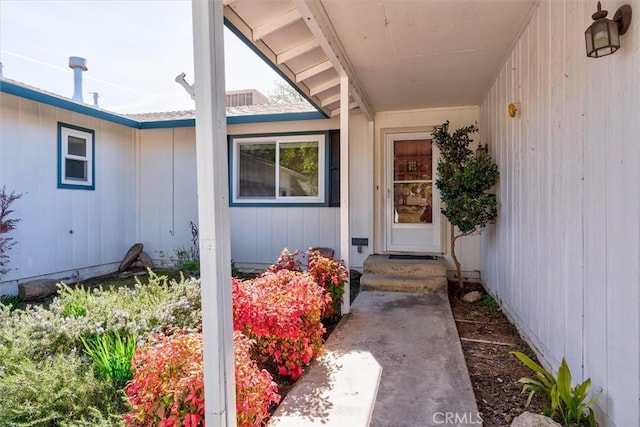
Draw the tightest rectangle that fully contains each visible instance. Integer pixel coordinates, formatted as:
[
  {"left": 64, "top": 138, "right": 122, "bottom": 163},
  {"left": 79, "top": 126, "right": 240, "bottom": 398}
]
[{"left": 448, "top": 282, "right": 546, "bottom": 426}]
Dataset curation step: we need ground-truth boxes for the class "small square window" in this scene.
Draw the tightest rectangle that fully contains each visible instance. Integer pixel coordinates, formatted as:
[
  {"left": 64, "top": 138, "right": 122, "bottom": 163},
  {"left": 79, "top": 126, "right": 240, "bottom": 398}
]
[{"left": 58, "top": 123, "right": 95, "bottom": 190}]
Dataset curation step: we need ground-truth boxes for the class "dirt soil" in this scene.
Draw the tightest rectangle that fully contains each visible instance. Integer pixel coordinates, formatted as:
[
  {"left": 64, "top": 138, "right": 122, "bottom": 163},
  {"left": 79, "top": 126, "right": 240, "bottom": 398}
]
[{"left": 448, "top": 282, "right": 546, "bottom": 426}]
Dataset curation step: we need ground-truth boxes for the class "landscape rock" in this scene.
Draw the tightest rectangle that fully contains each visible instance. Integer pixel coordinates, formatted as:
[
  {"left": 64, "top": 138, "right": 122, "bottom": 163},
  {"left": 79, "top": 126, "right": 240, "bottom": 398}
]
[
  {"left": 511, "top": 412, "right": 561, "bottom": 427},
  {"left": 18, "top": 279, "right": 60, "bottom": 301},
  {"left": 119, "top": 243, "right": 144, "bottom": 272},
  {"left": 137, "top": 251, "right": 154, "bottom": 268},
  {"left": 462, "top": 290, "right": 482, "bottom": 303}
]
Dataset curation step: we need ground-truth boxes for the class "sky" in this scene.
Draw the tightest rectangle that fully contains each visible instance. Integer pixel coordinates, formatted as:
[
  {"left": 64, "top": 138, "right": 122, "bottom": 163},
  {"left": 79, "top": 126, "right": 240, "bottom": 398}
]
[{"left": 0, "top": 0, "right": 288, "bottom": 113}]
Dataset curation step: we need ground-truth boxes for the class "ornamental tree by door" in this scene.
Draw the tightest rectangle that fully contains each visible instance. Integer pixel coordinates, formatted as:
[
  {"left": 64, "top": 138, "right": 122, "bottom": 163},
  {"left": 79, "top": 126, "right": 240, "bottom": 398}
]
[{"left": 432, "top": 122, "right": 499, "bottom": 289}]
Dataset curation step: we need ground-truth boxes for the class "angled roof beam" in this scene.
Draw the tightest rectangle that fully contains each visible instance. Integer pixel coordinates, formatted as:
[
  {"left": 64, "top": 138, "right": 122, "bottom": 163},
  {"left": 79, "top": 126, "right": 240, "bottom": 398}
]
[
  {"left": 253, "top": 9, "right": 300, "bottom": 41},
  {"left": 309, "top": 76, "right": 340, "bottom": 96},
  {"left": 224, "top": 8, "right": 330, "bottom": 116},
  {"left": 295, "top": 60, "right": 332, "bottom": 82},
  {"left": 293, "top": 0, "right": 374, "bottom": 120},
  {"left": 320, "top": 93, "right": 340, "bottom": 107},
  {"left": 277, "top": 38, "right": 320, "bottom": 64}
]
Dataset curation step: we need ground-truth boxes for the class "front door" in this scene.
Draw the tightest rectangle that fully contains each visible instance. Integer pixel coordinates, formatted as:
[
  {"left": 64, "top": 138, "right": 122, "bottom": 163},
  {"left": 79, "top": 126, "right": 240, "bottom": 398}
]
[{"left": 385, "top": 131, "right": 441, "bottom": 253}]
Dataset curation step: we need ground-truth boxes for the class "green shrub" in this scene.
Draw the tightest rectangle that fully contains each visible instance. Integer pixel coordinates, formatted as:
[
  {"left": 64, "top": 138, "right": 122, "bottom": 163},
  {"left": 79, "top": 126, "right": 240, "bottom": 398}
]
[
  {"left": 512, "top": 351, "right": 600, "bottom": 426},
  {"left": 481, "top": 293, "right": 500, "bottom": 311},
  {"left": 0, "top": 272, "right": 204, "bottom": 425},
  {"left": 81, "top": 331, "right": 137, "bottom": 390},
  {"left": 0, "top": 351, "right": 125, "bottom": 426},
  {"left": 59, "top": 283, "right": 91, "bottom": 317},
  {"left": 177, "top": 259, "right": 200, "bottom": 278},
  {"left": 0, "top": 294, "right": 24, "bottom": 311},
  {"left": 0, "top": 272, "right": 201, "bottom": 364}
]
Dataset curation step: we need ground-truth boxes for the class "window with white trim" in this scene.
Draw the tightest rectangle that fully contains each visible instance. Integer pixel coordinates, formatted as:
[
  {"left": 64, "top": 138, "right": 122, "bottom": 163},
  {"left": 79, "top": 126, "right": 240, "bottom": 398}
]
[
  {"left": 232, "top": 133, "right": 325, "bottom": 204},
  {"left": 58, "top": 123, "right": 95, "bottom": 190}
]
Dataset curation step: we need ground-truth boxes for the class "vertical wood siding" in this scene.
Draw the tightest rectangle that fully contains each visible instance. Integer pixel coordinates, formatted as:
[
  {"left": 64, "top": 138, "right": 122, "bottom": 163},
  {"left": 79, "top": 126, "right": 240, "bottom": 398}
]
[
  {"left": 480, "top": 1, "right": 640, "bottom": 424},
  {"left": 0, "top": 94, "right": 136, "bottom": 294},
  {"left": 138, "top": 115, "right": 368, "bottom": 271}
]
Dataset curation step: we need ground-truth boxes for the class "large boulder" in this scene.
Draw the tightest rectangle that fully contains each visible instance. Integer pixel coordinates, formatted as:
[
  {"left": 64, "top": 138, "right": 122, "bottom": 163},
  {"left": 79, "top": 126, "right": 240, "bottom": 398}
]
[
  {"left": 511, "top": 412, "right": 561, "bottom": 427},
  {"left": 119, "top": 243, "right": 144, "bottom": 272}
]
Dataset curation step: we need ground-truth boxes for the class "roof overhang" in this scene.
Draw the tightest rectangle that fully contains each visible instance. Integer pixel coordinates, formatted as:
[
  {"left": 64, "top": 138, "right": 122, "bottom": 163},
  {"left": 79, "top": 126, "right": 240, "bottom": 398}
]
[{"left": 223, "top": 0, "right": 538, "bottom": 117}]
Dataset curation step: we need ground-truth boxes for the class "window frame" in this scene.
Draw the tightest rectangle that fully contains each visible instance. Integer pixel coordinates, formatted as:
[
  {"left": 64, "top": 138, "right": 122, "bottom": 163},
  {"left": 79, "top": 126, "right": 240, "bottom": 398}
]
[
  {"left": 58, "top": 122, "right": 95, "bottom": 190},
  {"left": 230, "top": 132, "right": 328, "bottom": 207}
]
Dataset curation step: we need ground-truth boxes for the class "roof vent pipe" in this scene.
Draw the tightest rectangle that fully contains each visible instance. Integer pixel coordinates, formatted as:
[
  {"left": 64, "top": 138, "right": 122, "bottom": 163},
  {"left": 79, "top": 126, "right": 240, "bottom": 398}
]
[
  {"left": 69, "top": 56, "right": 87, "bottom": 103},
  {"left": 89, "top": 92, "right": 99, "bottom": 108}
]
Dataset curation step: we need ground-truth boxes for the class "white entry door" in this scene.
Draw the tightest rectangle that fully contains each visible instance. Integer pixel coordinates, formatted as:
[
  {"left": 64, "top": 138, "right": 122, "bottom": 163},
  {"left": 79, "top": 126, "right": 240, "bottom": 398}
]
[{"left": 385, "top": 131, "right": 442, "bottom": 253}]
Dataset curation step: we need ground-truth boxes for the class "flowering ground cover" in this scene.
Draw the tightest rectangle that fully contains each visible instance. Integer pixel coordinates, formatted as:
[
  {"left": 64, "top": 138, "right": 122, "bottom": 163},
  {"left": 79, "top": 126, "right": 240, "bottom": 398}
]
[{"left": 0, "top": 248, "right": 347, "bottom": 426}]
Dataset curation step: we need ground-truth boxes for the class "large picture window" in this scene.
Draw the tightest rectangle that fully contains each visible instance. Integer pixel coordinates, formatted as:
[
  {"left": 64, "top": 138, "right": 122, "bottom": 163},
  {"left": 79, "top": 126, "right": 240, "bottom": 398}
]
[
  {"left": 232, "top": 133, "right": 326, "bottom": 205},
  {"left": 58, "top": 123, "right": 95, "bottom": 190}
]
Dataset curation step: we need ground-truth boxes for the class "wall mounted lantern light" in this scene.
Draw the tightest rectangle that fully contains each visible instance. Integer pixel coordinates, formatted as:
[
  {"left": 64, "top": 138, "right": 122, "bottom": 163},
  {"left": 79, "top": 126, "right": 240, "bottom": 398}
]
[{"left": 585, "top": 2, "right": 632, "bottom": 58}]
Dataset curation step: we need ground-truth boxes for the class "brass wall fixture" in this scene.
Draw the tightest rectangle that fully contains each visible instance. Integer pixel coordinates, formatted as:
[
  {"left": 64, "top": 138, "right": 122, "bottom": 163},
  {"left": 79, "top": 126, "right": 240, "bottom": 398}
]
[
  {"left": 507, "top": 103, "right": 519, "bottom": 118},
  {"left": 585, "top": 2, "right": 632, "bottom": 58}
]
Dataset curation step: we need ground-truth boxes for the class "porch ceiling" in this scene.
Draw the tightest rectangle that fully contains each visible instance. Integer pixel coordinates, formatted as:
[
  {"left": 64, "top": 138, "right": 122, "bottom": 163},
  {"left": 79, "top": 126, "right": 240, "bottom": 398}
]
[{"left": 224, "top": 0, "right": 537, "bottom": 116}]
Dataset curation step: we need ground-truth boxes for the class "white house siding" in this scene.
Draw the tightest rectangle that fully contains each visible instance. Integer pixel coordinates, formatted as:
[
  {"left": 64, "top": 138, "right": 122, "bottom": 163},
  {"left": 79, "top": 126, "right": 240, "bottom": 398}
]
[
  {"left": 374, "top": 106, "right": 482, "bottom": 278},
  {"left": 139, "top": 113, "right": 374, "bottom": 272},
  {"left": 480, "top": 1, "right": 640, "bottom": 425},
  {"left": 0, "top": 93, "right": 137, "bottom": 295},
  {"left": 138, "top": 127, "right": 199, "bottom": 265}
]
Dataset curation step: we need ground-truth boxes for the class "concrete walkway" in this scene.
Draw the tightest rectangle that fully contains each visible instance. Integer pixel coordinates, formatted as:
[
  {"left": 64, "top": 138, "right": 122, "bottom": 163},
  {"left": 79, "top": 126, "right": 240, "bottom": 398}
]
[{"left": 269, "top": 291, "right": 479, "bottom": 427}]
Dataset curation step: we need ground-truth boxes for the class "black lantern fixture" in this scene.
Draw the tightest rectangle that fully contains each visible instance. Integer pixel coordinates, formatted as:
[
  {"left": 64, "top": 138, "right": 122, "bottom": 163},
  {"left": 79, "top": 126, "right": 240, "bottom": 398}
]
[{"left": 585, "top": 2, "right": 632, "bottom": 58}]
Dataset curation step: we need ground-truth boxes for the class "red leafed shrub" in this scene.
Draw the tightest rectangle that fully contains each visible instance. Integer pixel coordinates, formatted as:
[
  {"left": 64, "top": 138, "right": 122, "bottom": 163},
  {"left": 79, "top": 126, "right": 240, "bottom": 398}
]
[
  {"left": 232, "top": 269, "right": 329, "bottom": 380},
  {"left": 125, "top": 330, "right": 280, "bottom": 427},
  {"left": 125, "top": 331, "right": 205, "bottom": 427},
  {"left": 266, "top": 248, "right": 302, "bottom": 273},
  {"left": 235, "top": 332, "right": 281, "bottom": 427},
  {"left": 306, "top": 248, "right": 348, "bottom": 320},
  {"left": 0, "top": 186, "right": 22, "bottom": 278}
]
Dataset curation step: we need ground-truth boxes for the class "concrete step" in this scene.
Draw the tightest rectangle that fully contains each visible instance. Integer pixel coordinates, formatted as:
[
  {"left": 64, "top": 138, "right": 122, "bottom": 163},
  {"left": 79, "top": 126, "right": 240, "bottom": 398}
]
[
  {"left": 361, "top": 273, "right": 447, "bottom": 293},
  {"left": 363, "top": 254, "right": 446, "bottom": 277}
]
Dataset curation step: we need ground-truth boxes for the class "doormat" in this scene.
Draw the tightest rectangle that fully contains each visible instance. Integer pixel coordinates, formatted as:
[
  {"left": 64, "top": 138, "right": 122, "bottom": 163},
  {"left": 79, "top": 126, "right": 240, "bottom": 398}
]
[{"left": 388, "top": 254, "right": 438, "bottom": 260}]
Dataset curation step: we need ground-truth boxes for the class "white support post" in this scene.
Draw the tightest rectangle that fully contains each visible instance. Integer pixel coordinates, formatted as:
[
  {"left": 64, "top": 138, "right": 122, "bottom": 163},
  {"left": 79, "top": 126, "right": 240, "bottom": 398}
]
[
  {"left": 340, "top": 74, "right": 350, "bottom": 315},
  {"left": 191, "top": 1, "right": 236, "bottom": 425}
]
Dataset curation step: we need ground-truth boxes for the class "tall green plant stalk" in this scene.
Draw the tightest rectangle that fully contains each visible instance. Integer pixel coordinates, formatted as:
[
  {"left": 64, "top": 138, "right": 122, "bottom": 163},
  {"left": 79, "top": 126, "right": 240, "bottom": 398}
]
[
  {"left": 81, "top": 331, "right": 137, "bottom": 390},
  {"left": 512, "top": 351, "right": 600, "bottom": 426},
  {"left": 432, "top": 121, "right": 499, "bottom": 289}
]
